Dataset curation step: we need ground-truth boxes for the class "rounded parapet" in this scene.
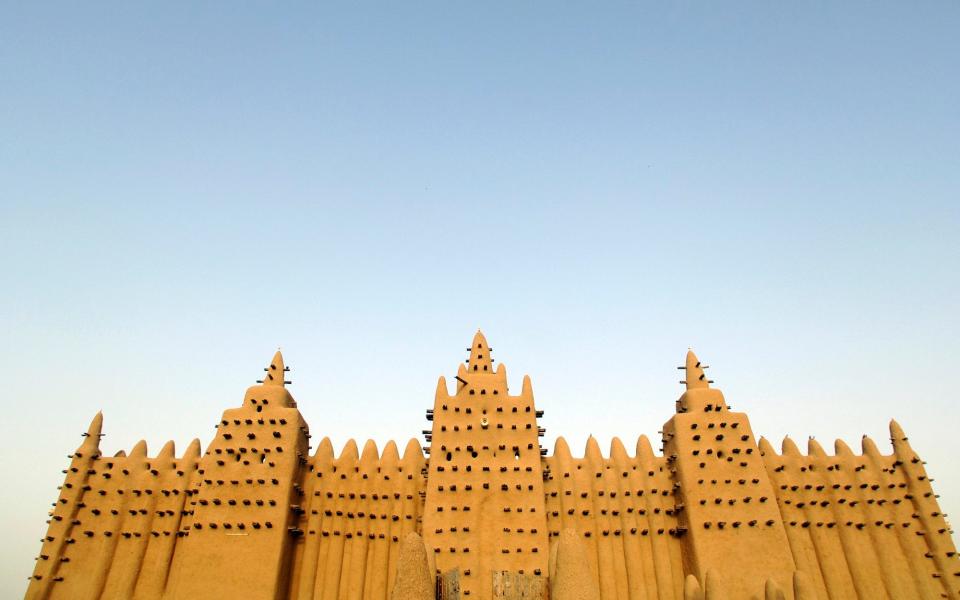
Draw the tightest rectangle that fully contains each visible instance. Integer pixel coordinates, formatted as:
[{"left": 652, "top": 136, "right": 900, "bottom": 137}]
[
  {"left": 401, "top": 438, "right": 424, "bottom": 464},
  {"left": 381, "top": 440, "right": 400, "bottom": 467},
  {"left": 553, "top": 436, "right": 572, "bottom": 461},
  {"left": 636, "top": 434, "right": 656, "bottom": 464},
  {"left": 609, "top": 437, "right": 629, "bottom": 464},
  {"left": 807, "top": 438, "right": 827, "bottom": 457},
  {"left": 781, "top": 436, "right": 801, "bottom": 457},
  {"left": 158, "top": 440, "right": 176, "bottom": 458},
  {"left": 833, "top": 439, "right": 855, "bottom": 457},
  {"left": 338, "top": 438, "right": 359, "bottom": 462},
  {"left": 584, "top": 435, "right": 603, "bottom": 464},
  {"left": 360, "top": 439, "right": 380, "bottom": 473},
  {"left": 314, "top": 437, "right": 334, "bottom": 460},
  {"left": 861, "top": 435, "right": 882, "bottom": 458},
  {"left": 130, "top": 439, "right": 148, "bottom": 458},
  {"left": 757, "top": 436, "right": 776, "bottom": 457},
  {"left": 184, "top": 438, "right": 201, "bottom": 458}
]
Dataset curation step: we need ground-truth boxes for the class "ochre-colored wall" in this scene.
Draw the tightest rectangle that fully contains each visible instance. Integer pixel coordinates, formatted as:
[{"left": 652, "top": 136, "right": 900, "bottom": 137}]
[{"left": 24, "top": 336, "right": 960, "bottom": 600}]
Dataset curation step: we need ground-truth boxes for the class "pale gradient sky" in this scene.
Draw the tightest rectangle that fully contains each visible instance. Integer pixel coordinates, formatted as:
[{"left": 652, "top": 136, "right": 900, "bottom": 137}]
[{"left": 2, "top": 3, "right": 959, "bottom": 596}]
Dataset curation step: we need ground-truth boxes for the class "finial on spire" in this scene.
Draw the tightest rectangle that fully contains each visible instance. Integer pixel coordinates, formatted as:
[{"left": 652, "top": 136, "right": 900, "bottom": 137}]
[
  {"left": 681, "top": 349, "right": 712, "bottom": 390},
  {"left": 465, "top": 329, "right": 494, "bottom": 374},
  {"left": 258, "top": 350, "right": 288, "bottom": 387}
]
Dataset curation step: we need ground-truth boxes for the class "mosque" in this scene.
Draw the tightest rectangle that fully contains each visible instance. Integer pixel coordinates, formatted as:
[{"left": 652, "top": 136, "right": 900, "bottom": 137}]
[{"left": 25, "top": 332, "right": 959, "bottom": 599}]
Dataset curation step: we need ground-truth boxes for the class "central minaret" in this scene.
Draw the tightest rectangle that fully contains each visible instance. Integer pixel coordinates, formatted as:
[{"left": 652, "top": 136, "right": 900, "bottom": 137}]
[{"left": 423, "top": 331, "right": 549, "bottom": 599}]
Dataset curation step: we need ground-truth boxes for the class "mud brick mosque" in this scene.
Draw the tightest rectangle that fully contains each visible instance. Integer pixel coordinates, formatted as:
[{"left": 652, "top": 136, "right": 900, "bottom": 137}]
[{"left": 25, "top": 332, "right": 960, "bottom": 599}]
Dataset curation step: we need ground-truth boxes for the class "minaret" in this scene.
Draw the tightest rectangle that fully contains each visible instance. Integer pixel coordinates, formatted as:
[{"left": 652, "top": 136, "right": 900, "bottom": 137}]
[
  {"left": 663, "top": 350, "right": 796, "bottom": 599},
  {"left": 422, "top": 331, "right": 549, "bottom": 599},
  {"left": 163, "top": 351, "right": 310, "bottom": 600}
]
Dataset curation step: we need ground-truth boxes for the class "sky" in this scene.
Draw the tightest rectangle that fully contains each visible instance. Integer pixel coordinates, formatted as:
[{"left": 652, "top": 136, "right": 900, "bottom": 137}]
[{"left": 1, "top": 2, "right": 958, "bottom": 596}]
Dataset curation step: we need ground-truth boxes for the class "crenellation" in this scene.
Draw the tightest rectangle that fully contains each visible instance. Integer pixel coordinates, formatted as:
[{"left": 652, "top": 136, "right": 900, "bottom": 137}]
[{"left": 25, "top": 335, "right": 959, "bottom": 600}]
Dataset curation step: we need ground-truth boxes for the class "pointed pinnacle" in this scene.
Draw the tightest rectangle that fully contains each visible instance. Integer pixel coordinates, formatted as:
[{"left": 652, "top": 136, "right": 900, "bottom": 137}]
[
  {"left": 889, "top": 419, "right": 908, "bottom": 443},
  {"left": 78, "top": 411, "right": 104, "bottom": 453},
  {"left": 261, "top": 350, "right": 286, "bottom": 387},
  {"left": 466, "top": 330, "right": 493, "bottom": 374},
  {"left": 684, "top": 349, "right": 710, "bottom": 390}
]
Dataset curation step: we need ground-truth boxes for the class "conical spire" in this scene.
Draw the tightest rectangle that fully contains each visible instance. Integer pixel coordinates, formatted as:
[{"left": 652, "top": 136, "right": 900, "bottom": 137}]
[
  {"left": 77, "top": 411, "right": 104, "bottom": 454},
  {"left": 261, "top": 350, "right": 286, "bottom": 387},
  {"left": 466, "top": 330, "right": 493, "bottom": 374},
  {"left": 684, "top": 349, "right": 711, "bottom": 390}
]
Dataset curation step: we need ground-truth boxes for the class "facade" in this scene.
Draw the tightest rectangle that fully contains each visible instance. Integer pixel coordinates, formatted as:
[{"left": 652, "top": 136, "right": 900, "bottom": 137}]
[{"left": 25, "top": 331, "right": 960, "bottom": 600}]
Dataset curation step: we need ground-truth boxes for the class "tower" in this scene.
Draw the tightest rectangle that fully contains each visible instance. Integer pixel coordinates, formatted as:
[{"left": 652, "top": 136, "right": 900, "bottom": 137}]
[
  {"left": 163, "top": 351, "right": 310, "bottom": 600},
  {"left": 663, "top": 350, "right": 796, "bottom": 598},
  {"left": 422, "top": 331, "right": 549, "bottom": 598}
]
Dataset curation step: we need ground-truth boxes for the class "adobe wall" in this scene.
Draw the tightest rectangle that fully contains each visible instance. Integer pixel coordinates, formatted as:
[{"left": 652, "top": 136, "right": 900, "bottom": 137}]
[
  {"left": 286, "top": 436, "right": 427, "bottom": 600},
  {"left": 759, "top": 424, "right": 958, "bottom": 599},
  {"left": 542, "top": 435, "right": 684, "bottom": 600}
]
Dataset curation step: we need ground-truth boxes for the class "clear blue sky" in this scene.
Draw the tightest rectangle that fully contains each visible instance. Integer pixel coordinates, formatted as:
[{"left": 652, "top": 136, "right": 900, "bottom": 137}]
[{"left": 1, "top": 3, "right": 958, "bottom": 594}]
